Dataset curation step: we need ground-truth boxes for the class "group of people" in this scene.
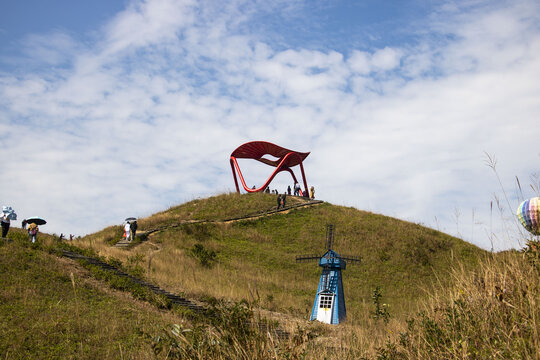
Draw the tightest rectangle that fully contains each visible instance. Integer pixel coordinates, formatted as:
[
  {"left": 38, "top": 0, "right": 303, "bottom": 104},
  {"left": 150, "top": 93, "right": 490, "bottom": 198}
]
[
  {"left": 2, "top": 204, "right": 141, "bottom": 244},
  {"left": 288, "top": 183, "right": 315, "bottom": 199},
  {"left": 263, "top": 183, "right": 315, "bottom": 200},
  {"left": 123, "top": 220, "right": 138, "bottom": 241},
  {"left": 274, "top": 183, "right": 317, "bottom": 210},
  {"left": 1, "top": 206, "right": 40, "bottom": 243}
]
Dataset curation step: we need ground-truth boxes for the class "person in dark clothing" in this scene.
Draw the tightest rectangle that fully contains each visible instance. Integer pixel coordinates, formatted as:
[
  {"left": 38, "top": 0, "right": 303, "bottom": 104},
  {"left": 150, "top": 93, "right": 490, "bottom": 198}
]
[
  {"left": 130, "top": 220, "right": 138, "bottom": 241},
  {"left": 287, "top": 185, "right": 291, "bottom": 195},
  {"left": 22, "top": 219, "right": 27, "bottom": 229},
  {"left": 282, "top": 193, "right": 287, "bottom": 208},
  {"left": 1, "top": 213, "right": 10, "bottom": 238},
  {"left": 277, "top": 194, "right": 282, "bottom": 210}
]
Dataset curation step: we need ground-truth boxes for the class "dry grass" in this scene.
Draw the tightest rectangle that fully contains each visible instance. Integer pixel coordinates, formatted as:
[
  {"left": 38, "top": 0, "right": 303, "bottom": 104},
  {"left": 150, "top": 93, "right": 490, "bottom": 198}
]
[
  {"left": 0, "top": 231, "right": 185, "bottom": 359},
  {"left": 372, "top": 247, "right": 540, "bottom": 359},
  {"left": 67, "top": 192, "right": 511, "bottom": 359},
  {"left": 4, "top": 196, "right": 538, "bottom": 359},
  {"left": 72, "top": 193, "right": 485, "bottom": 321}
]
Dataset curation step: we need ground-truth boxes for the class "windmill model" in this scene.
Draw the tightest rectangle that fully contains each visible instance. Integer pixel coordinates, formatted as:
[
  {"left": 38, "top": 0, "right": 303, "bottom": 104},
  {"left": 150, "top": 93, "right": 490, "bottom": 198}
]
[{"left": 296, "top": 225, "right": 361, "bottom": 325}]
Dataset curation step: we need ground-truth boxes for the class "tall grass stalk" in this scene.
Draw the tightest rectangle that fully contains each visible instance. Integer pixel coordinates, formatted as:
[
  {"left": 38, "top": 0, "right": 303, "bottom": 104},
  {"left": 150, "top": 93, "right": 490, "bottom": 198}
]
[
  {"left": 484, "top": 152, "right": 524, "bottom": 246},
  {"left": 70, "top": 272, "right": 84, "bottom": 356}
]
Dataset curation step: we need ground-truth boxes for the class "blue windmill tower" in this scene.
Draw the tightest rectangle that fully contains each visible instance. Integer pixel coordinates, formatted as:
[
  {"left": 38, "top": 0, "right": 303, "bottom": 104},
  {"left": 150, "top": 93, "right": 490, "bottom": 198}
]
[{"left": 296, "top": 225, "right": 361, "bottom": 325}]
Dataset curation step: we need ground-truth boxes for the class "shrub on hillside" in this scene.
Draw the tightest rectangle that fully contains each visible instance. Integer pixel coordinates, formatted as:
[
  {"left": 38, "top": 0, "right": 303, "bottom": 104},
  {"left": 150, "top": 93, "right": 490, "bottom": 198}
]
[
  {"left": 148, "top": 299, "right": 313, "bottom": 359},
  {"left": 190, "top": 243, "right": 217, "bottom": 268}
]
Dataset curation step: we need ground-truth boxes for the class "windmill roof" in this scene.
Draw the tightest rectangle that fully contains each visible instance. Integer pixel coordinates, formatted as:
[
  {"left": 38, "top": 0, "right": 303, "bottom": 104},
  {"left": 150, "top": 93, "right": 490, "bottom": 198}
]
[{"left": 319, "top": 250, "right": 346, "bottom": 269}]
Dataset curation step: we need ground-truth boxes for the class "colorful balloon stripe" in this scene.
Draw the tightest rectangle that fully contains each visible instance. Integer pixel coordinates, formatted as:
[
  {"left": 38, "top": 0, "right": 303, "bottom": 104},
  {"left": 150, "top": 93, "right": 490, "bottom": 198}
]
[{"left": 517, "top": 197, "right": 540, "bottom": 235}]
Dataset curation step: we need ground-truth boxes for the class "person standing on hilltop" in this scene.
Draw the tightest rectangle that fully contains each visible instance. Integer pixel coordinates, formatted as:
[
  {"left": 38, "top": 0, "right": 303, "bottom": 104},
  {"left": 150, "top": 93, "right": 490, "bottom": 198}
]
[
  {"left": 310, "top": 186, "right": 315, "bottom": 199},
  {"left": 287, "top": 185, "right": 291, "bottom": 195},
  {"left": 282, "top": 193, "right": 287, "bottom": 208},
  {"left": 277, "top": 194, "right": 282, "bottom": 210}
]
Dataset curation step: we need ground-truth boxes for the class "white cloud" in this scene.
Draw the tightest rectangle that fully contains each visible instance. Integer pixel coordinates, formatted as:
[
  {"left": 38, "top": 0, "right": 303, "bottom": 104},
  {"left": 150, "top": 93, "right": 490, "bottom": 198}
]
[
  {"left": 371, "top": 47, "right": 403, "bottom": 71},
  {"left": 21, "top": 31, "right": 81, "bottom": 66},
  {"left": 0, "top": 0, "right": 539, "bottom": 250},
  {"left": 348, "top": 47, "right": 402, "bottom": 74}
]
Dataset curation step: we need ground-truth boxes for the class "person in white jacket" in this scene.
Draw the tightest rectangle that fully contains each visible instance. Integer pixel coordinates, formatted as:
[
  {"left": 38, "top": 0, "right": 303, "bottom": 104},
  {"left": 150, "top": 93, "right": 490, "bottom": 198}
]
[{"left": 124, "top": 222, "right": 131, "bottom": 241}]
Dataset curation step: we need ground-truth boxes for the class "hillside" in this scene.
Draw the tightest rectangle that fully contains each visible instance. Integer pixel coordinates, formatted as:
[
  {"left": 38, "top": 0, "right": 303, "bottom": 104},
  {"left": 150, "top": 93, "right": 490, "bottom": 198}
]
[
  {"left": 2, "top": 193, "right": 538, "bottom": 359},
  {"left": 0, "top": 230, "right": 181, "bottom": 359},
  {"left": 75, "top": 192, "right": 487, "bottom": 321}
]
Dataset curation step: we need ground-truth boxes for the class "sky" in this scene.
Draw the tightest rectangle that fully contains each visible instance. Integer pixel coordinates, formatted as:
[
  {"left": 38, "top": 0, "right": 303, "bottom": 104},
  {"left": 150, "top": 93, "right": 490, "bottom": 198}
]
[{"left": 0, "top": 0, "right": 539, "bottom": 251}]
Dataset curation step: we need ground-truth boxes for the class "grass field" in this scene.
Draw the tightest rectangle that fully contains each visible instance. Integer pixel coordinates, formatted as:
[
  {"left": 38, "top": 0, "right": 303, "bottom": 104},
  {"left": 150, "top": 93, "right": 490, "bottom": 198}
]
[
  {"left": 74, "top": 192, "right": 485, "bottom": 322},
  {"left": 0, "top": 231, "right": 180, "bottom": 359},
  {"left": 2, "top": 193, "right": 538, "bottom": 359}
]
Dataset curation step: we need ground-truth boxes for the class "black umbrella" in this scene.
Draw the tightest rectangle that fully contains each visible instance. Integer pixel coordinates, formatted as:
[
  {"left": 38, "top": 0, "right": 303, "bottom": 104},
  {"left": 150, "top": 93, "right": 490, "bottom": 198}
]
[
  {"left": 125, "top": 217, "right": 137, "bottom": 222},
  {"left": 26, "top": 217, "right": 46, "bottom": 225}
]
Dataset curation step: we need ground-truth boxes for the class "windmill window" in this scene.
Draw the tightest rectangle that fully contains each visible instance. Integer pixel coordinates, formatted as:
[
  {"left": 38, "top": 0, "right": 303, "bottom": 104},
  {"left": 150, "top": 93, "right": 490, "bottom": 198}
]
[{"left": 319, "top": 295, "right": 333, "bottom": 309}]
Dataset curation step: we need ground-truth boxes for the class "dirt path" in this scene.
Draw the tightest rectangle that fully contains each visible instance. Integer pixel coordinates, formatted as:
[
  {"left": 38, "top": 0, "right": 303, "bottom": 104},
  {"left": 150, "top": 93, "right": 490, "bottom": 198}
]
[{"left": 115, "top": 199, "right": 323, "bottom": 248}]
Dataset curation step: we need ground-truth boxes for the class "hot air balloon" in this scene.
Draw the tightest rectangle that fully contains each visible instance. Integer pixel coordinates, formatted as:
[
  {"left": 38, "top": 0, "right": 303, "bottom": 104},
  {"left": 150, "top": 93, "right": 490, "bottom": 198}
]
[{"left": 516, "top": 197, "right": 540, "bottom": 235}]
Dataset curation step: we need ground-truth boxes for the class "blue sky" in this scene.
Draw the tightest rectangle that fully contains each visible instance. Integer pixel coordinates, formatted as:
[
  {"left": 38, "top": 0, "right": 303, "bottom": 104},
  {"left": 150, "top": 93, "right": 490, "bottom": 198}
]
[{"left": 1, "top": 0, "right": 539, "bottom": 250}]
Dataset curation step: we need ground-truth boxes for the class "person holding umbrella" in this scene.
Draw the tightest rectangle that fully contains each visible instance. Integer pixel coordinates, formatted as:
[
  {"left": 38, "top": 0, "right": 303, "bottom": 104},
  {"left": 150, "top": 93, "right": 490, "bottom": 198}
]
[
  {"left": 130, "top": 220, "right": 137, "bottom": 241},
  {"left": 124, "top": 221, "right": 131, "bottom": 242},
  {"left": 27, "top": 223, "right": 39, "bottom": 243},
  {"left": 1, "top": 206, "right": 16, "bottom": 238},
  {"left": 125, "top": 217, "right": 137, "bottom": 241},
  {"left": 1, "top": 213, "right": 10, "bottom": 238},
  {"left": 26, "top": 217, "right": 46, "bottom": 243}
]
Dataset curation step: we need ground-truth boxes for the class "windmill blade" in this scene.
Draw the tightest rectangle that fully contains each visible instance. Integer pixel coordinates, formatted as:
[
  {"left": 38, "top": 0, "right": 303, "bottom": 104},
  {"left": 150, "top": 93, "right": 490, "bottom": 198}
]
[
  {"left": 325, "top": 224, "right": 335, "bottom": 250},
  {"left": 296, "top": 254, "right": 321, "bottom": 263},
  {"left": 338, "top": 255, "right": 361, "bottom": 264}
]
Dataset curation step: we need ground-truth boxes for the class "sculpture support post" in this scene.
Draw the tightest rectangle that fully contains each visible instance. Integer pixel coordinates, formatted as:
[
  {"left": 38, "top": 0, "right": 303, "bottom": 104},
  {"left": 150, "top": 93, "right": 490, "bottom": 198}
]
[
  {"left": 230, "top": 159, "right": 240, "bottom": 193},
  {"left": 300, "top": 162, "right": 309, "bottom": 197}
]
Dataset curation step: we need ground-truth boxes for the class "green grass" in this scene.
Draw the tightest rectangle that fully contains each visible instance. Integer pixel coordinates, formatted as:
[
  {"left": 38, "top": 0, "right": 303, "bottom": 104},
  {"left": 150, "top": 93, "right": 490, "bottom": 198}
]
[
  {"left": 81, "top": 193, "right": 487, "bottom": 321},
  {"left": 138, "top": 192, "right": 310, "bottom": 229},
  {"left": 2, "top": 193, "right": 537, "bottom": 359},
  {"left": 0, "top": 232, "right": 178, "bottom": 359}
]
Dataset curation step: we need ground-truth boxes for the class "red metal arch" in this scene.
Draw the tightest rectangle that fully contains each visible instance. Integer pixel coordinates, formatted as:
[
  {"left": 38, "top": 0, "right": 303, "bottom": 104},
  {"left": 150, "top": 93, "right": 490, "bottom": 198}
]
[{"left": 230, "top": 141, "right": 310, "bottom": 195}]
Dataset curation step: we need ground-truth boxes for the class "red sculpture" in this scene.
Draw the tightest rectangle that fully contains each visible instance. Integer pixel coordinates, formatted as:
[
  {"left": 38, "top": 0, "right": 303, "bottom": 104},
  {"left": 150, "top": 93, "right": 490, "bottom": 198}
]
[{"left": 230, "top": 141, "right": 310, "bottom": 195}]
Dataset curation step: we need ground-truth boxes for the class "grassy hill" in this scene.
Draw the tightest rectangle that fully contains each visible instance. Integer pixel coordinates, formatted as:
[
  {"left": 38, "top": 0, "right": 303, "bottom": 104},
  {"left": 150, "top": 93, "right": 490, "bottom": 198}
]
[
  {"left": 2, "top": 193, "right": 538, "bottom": 359},
  {"left": 75, "top": 192, "right": 486, "bottom": 321},
  {"left": 0, "top": 230, "right": 181, "bottom": 359}
]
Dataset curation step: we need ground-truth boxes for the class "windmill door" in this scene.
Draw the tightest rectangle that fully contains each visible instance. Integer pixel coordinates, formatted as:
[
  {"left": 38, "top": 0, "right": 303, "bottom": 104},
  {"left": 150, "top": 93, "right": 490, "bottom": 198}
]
[{"left": 316, "top": 293, "right": 334, "bottom": 324}]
